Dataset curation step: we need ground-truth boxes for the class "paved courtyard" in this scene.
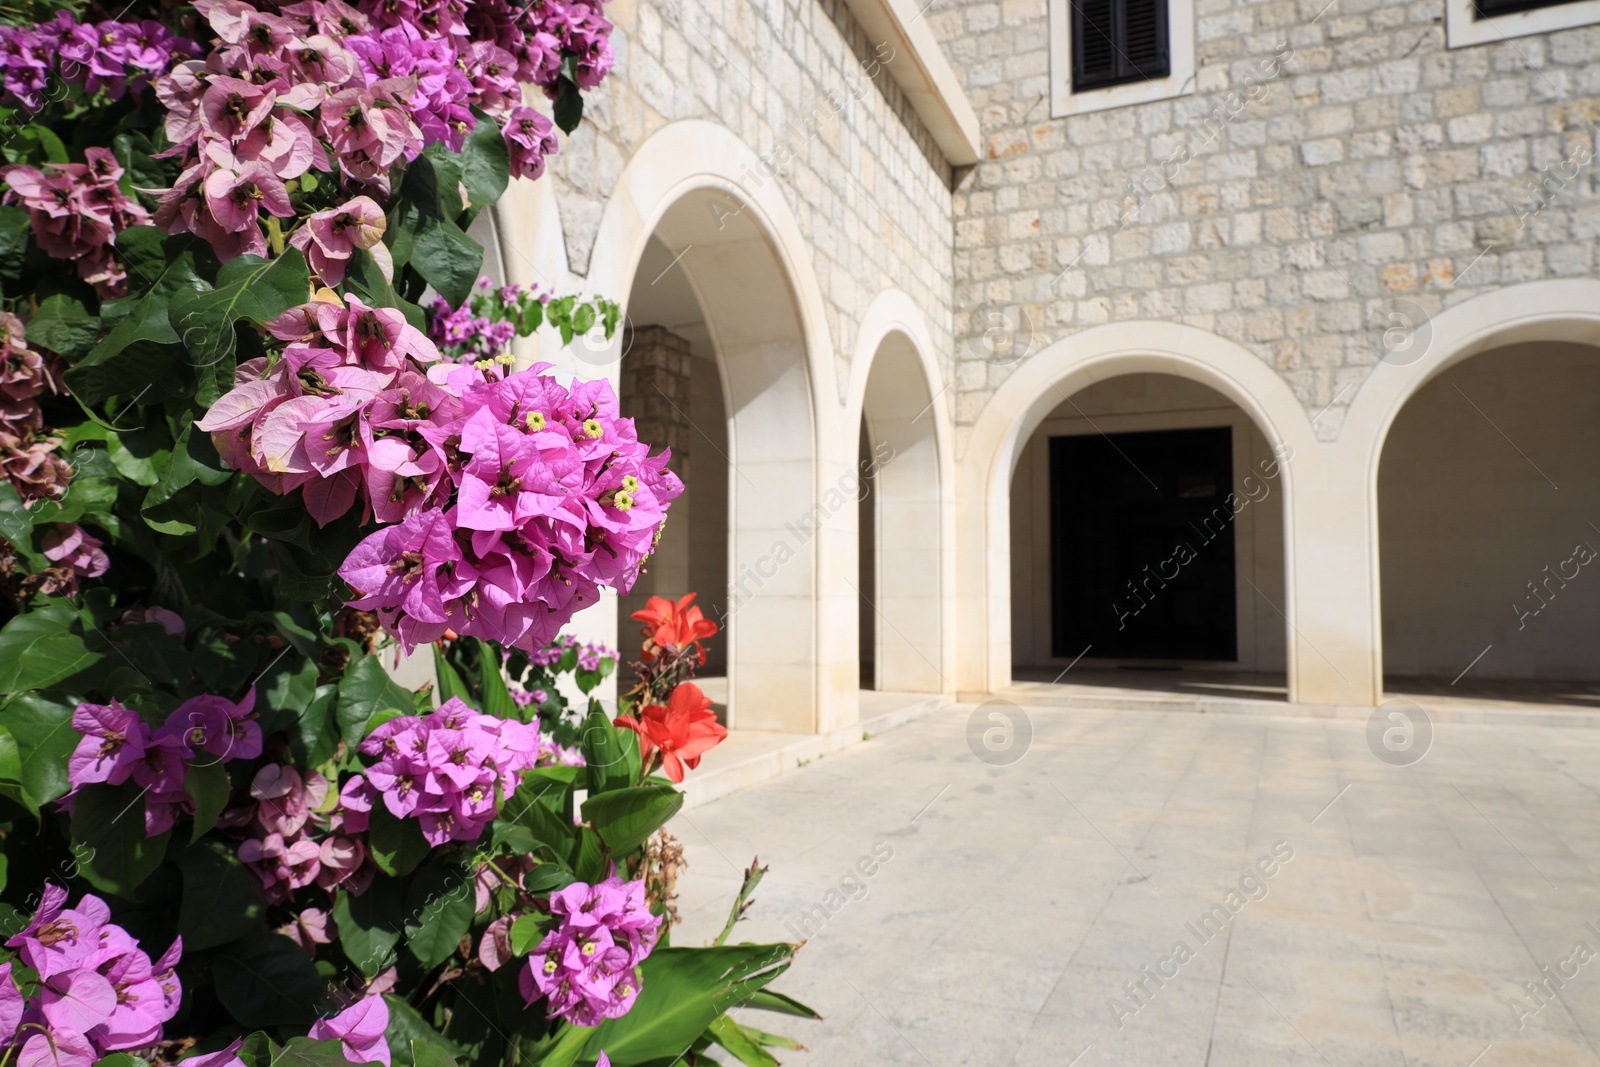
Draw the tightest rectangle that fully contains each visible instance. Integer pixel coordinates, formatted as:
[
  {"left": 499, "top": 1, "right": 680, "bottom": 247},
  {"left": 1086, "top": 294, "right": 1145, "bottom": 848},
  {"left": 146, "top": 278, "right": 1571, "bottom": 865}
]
[{"left": 670, "top": 700, "right": 1600, "bottom": 1066}]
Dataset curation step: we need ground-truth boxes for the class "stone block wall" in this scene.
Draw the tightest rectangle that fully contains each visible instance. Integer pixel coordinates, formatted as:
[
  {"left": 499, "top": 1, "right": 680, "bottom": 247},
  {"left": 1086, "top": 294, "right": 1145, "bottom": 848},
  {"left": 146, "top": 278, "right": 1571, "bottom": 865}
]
[
  {"left": 545, "top": 0, "right": 960, "bottom": 403},
  {"left": 930, "top": 0, "right": 1600, "bottom": 442}
]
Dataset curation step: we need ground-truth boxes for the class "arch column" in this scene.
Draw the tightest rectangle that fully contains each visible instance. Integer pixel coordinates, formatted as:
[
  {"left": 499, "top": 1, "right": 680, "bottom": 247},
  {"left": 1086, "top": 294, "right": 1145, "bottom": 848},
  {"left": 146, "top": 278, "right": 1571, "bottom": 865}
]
[
  {"left": 845, "top": 292, "right": 956, "bottom": 696},
  {"left": 582, "top": 120, "right": 842, "bottom": 734},
  {"left": 1339, "top": 279, "right": 1600, "bottom": 701}
]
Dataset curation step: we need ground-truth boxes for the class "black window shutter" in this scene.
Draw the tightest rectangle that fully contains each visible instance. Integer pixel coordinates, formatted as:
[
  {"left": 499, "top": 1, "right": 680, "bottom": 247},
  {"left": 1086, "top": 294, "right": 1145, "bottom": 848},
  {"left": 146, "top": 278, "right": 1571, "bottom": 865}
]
[
  {"left": 1474, "top": 0, "right": 1577, "bottom": 16},
  {"left": 1071, "top": 0, "right": 1171, "bottom": 93}
]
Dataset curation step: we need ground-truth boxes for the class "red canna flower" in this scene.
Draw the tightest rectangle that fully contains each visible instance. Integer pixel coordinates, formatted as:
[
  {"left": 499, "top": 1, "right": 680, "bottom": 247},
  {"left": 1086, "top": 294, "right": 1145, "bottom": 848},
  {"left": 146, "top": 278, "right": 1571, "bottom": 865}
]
[
  {"left": 614, "top": 683, "right": 726, "bottom": 783},
  {"left": 630, "top": 592, "right": 718, "bottom": 664}
]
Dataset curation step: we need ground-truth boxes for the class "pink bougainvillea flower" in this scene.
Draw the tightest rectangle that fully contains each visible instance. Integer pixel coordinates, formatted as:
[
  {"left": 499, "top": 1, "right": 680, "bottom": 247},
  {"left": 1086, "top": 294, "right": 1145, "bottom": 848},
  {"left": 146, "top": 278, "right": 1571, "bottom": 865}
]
[
  {"left": 42, "top": 523, "right": 109, "bottom": 580},
  {"left": 18, "top": 1030, "right": 98, "bottom": 1067},
  {"left": 67, "top": 699, "right": 149, "bottom": 789},
  {"left": 308, "top": 995, "right": 391, "bottom": 1066},
  {"left": 0, "top": 962, "right": 20, "bottom": 1045},
  {"left": 178, "top": 1039, "right": 246, "bottom": 1067},
  {"left": 502, "top": 105, "right": 558, "bottom": 180}
]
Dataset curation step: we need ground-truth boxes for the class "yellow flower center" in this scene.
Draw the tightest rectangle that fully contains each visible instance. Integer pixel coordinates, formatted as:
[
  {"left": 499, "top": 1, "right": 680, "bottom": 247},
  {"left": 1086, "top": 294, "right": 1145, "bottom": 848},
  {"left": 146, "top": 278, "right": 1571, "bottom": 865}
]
[
  {"left": 526, "top": 411, "right": 546, "bottom": 431},
  {"left": 621, "top": 475, "right": 639, "bottom": 493},
  {"left": 582, "top": 419, "right": 603, "bottom": 439},
  {"left": 496, "top": 353, "right": 515, "bottom": 365},
  {"left": 613, "top": 490, "right": 634, "bottom": 512},
  {"left": 473, "top": 358, "right": 494, "bottom": 370}
]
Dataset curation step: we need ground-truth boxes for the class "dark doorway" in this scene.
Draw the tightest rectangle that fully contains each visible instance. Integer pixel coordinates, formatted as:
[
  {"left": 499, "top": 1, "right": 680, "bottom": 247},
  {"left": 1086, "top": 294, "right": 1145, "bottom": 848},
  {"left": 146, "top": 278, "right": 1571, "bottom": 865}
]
[{"left": 1050, "top": 427, "right": 1237, "bottom": 661}]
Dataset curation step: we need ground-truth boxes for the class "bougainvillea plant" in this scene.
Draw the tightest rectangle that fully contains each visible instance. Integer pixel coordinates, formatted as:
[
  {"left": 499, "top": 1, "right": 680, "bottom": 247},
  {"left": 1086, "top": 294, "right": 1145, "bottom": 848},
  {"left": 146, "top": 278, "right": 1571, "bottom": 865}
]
[{"left": 0, "top": 0, "right": 814, "bottom": 1061}]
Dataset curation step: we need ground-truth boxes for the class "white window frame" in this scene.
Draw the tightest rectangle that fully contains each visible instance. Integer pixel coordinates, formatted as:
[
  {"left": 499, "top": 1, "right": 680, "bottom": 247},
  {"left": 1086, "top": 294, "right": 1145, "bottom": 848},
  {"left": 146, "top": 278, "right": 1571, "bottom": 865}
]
[
  {"left": 1048, "top": 0, "right": 1195, "bottom": 118},
  {"left": 1446, "top": 0, "right": 1600, "bottom": 48}
]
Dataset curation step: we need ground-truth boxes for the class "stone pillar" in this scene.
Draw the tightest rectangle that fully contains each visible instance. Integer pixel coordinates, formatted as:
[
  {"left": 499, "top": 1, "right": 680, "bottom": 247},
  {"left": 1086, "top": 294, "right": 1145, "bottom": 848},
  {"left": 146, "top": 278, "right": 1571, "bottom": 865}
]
[{"left": 619, "top": 325, "right": 693, "bottom": 609}]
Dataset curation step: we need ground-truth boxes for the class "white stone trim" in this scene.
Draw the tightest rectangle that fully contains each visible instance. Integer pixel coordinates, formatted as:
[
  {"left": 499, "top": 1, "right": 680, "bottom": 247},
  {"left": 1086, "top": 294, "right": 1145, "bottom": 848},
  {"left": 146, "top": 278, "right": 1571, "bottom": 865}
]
[
  {"left": 840, "top": 0, "right": 982, "bottom": 166},
  {"left": 1445, "top": 0, "right": 1600, "bottom": 49},
  {"left": 1048, "top": 0, "right": 1196, "bottom": 119}
]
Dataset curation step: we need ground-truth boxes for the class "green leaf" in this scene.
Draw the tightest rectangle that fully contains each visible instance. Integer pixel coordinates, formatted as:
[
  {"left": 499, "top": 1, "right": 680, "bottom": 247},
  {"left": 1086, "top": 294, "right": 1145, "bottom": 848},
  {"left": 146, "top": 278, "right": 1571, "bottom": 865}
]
[
  {"left": 331, "top": 881, "right": 404, "bottom": 977},
  {"left": 0, "top": 724, "right": 21, "bottom": 784},
  {"left": 0, "top": 207, "right": 30, "bottom": 280},
  {"left": 509, "top": 914, "right": 547, "bottom": 958},
  {"left": 26, "top": 294, "right": 99, "bottom": 359},
  {"left": 512, "top": 1022, "right": 594, "bottom": 1067},
  {"left": 410, "top": 218, "right": 483, "bottom": 307},
  {"left": 740, "top": 988, "right": 822, "bottom": 1019},
  {"left": 707, "top": 1015, "right": 779, "bottom": 1067},
  {"left": 460, "top": 116, "right": 510, "bottom": 214},
  {"left": 105, "top": 429, "right": 170, "bottom": 487},
  {"left": 579, "top": 699, "right": 632, "bottom": 796},
  {"left": 582, "top": 945, "right": 799, "bottom": 1065},
  {"left": 385, "top": 994, "right": 466, "bottom": 1062},
  {"left": 0, "top": 692, "right": 76, "bottom": 811},
  {"left": 64, "top": 304, "right": 178, "bottom": 407},
  {"left": 552, "top": 76, "right": 583, "bottom": 134},
  {"left": 581, "top": 784, "right": 683, "bottom": 855},
  {"left": 735, "top": 1022, "right": 806, "bottom": 1050},
  {"left": 214, "top": 931, "right": 324, "bottom": 1028},
  {"left": 176, "top": 838, "right": 268, "bottom": 951},
  {"left": 0, "top": 482, "right": 40, "bottom": 568},
  {"left": 291, "top": 683, "right": 339, "bottom": 769},
  {"left": 0, "top": 601, "right": 102, "bottom": 699},
  {"left": 70, "top": 781, "right": 172, "bottom": 896},
  {"left": 432, "top": 644, "right": 473, "bottom": 706},
  {"left": 337, "top": 654, "right": 417, "bottom": 746},
  {"left": 403, "top": 858, "right": 476, "bottom": 969},
  {"left": 184, "top": 758, "right": 231, "bottom": 843},
  {"left": 473, "top": 638, "right": 516, "bottom": 718},
  {"left": 94, "top": 1055, "right": 145, "bottom": 1067},
  {"left": 368, "top": 802, "right": 429, "bottom": 877},
  {"left": 170, "top": 249, "right": 310, "bottom": 406},
  {"left": 275, "top": 1037, "right": 358, "bottom": 1067},
  {"left": 142, "top": 424, "right": 232, "bottom": 530}
]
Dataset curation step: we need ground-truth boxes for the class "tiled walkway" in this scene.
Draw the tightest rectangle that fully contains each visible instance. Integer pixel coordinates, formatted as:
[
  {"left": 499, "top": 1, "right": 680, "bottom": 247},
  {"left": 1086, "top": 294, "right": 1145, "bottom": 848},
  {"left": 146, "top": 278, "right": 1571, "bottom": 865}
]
[{"left": 670, "top": 700, "right": 1600, "bottom": 1066}]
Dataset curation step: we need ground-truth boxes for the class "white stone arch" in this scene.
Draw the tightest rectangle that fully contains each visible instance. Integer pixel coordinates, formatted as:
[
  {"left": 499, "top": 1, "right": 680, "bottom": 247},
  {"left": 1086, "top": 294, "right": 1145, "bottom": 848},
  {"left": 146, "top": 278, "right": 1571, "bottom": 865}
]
[
  {"left": 1340, "top": 279, "right": 1600, "bottom": 694},
  {"left": 583, "top": 120, "right": 839, "bottom": 733},
  {"left": 843, "top": 290, "right": 956, "bottom": 695},
  {"left": 957, "top": 321, "right": 1320, "bottom": 698}
]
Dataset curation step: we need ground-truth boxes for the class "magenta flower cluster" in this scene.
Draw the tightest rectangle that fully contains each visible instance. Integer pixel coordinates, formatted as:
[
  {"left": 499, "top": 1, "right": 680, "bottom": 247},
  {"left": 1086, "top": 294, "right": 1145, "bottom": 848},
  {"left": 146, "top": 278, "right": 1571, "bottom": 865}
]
[
  {"left": 147, "top": 0, "right": 610, "bottom": 268},
  {"left": 521, "top": 873, "right": 662, "bottom": 1027},
  {"left": 0, "top": 149, "right": 151, "bottom": 297},
  {"left": 197, "top": 293, "right": 680, "bottom": 653},
  {"left": 0, "top": 11, "right": 199, "bottom": 111},
  {"left": 529, "top": 632, "right": 618, "bottom": 670},
  {"left": 342, "top": 696, "right": 546, "bottom": 846},
  {"left": 225, "top": 764, "right": 374, "bottom": 904},
  {"left": 0, "top": 886, "right": 182, "bottom": 1067},
  {"left": 428, "top": 278, "right": 547, "bottom": 364},
  {"left": 65, "top": 692, "right": 261, "bottom": 837}
]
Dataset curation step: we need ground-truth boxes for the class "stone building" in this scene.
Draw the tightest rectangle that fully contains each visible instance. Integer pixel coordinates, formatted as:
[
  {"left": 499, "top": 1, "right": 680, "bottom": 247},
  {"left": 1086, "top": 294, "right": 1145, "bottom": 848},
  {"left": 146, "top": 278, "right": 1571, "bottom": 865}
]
[{"left": 480, "top": 0, "right": 1600, "bottom": 736}]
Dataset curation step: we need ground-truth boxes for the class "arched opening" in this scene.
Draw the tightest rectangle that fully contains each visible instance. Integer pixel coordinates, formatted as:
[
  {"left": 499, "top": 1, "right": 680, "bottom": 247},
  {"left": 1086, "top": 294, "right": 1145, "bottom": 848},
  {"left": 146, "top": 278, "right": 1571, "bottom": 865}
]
[
  {"left": 1008, "top": 373, "right": 1289, "bottom": 697},
  {"left": 856, "top": 332, "right": 943, "bottom": 694},
  {"left": 1378, "top": 342, "right": 1600, "bottom": 699},
  {"left": 615, "top": 190, "right": 818, "bottom": 732}
]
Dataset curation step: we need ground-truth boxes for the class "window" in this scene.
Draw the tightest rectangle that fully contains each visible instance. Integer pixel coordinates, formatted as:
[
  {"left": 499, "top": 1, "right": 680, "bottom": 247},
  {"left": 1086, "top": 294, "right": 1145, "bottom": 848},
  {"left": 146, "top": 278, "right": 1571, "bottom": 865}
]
[
  {"left": 1475, "top": 0, "right": 1577, "bottom": 15},
  {"left": 1071, "top": 0, "right": 1170, "bottom": 92},
  {"left": 1446, "top": 0, "right": 1600, "bottom": 47},
  {"left": 1049, "top": 0, "right": 1193, "bottom": 118}
]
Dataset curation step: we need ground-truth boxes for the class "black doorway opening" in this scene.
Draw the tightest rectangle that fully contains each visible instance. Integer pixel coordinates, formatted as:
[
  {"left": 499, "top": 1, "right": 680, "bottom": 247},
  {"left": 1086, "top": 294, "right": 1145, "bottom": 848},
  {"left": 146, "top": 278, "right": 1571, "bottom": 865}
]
[{"left": 1049, "top": 427, "right": 1237, "bottom": 661}]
